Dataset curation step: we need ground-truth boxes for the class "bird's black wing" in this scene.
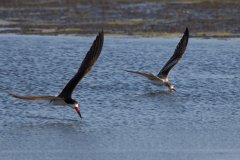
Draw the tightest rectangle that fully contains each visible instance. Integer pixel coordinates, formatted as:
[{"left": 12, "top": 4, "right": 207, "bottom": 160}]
[
  {"left": 58, "top": 31, "right": 104, "bottom": 98},
  {"left": 158, "top": 28, "right": 189, "bottom": 78}
]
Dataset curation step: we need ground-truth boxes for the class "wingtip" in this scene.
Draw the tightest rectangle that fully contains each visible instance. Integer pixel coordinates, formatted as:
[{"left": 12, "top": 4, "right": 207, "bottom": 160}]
[
  {"left": 8, "top": 92, "right": 16, "bottom": 97},
  {"left": 99, "top": 30, "right": 104, "bottom": 36},
  {"left": 184, "top": 27, "right": 189, "bottom": 35},
  {"left": 97, "top": 30, "right": 104, "bottom": 43},
  {"left": 123, "top": 69, "right": 132, "bottom": 73}
]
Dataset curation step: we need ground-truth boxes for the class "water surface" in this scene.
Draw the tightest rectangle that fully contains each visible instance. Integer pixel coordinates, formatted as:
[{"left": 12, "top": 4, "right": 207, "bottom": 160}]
[{"left": 0, "top": 35, "right": 240, "bottom": 160}]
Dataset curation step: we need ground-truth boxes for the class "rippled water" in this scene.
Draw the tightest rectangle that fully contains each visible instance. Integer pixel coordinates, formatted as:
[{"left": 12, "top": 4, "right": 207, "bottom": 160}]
[{"left": 0, "top": 35, "right": 240, "bottom": 160}]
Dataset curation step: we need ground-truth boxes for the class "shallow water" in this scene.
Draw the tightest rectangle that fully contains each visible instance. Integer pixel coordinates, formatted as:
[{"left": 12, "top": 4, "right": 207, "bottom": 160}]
[{"left": 0, "top": 35, "right": 240, "bottom": 160}]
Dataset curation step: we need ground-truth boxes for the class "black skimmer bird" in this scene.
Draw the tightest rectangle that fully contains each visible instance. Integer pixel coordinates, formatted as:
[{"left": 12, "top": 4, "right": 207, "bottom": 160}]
[
  {"left": 125, "top": 28, "right": 189, "bottom": 91},
  {"left": 9, "top": 31, "right": 104, "bottom": 119}
]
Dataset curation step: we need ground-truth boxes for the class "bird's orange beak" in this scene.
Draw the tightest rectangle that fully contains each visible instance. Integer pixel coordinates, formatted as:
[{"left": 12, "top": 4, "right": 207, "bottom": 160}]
[{"left": 75, "top": 104, "right": 82, "bottom": 119}]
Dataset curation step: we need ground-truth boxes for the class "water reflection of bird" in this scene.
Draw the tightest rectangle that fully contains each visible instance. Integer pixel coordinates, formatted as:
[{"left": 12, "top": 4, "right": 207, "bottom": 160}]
[
  {"left": 125, "top": 28, "right": 189, "bottom": 91},
  {"left": 9, "top": 31, "right": 104, "bottom": 119}
]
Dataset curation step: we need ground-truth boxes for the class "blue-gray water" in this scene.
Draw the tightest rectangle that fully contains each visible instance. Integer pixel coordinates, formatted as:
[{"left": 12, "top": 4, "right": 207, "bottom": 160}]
[{"left": 0, "top": 35, "right": 240, "bottom": 160}]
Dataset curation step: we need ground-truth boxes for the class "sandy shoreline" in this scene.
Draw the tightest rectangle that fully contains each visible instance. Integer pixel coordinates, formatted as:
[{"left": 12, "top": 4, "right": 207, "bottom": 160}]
[{"left": 0, "top": 0, "right": 239, "bottom": 37}]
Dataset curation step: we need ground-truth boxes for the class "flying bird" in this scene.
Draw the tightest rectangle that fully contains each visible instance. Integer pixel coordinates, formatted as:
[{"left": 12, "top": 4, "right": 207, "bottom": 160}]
[
  {"left": 9, "top": 31, "right": 104, "bottom": 119},
  {"left": 124, "top": 28, "right": 189, "bottom": 91}
]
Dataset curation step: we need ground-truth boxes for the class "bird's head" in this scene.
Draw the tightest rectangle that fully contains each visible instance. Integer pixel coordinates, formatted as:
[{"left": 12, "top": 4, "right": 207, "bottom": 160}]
[
  {"left": 67, "top": 99, "right": 82, "bottom": 119},
  {"left": 166, "top": 83, "right": 175, "bottom": 91}
]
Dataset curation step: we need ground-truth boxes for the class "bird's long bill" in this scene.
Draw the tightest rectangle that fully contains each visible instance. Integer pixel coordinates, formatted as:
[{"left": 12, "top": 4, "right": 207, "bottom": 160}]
[{"left": 75, "top": 104, "right": 82, "bottom": 119}]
